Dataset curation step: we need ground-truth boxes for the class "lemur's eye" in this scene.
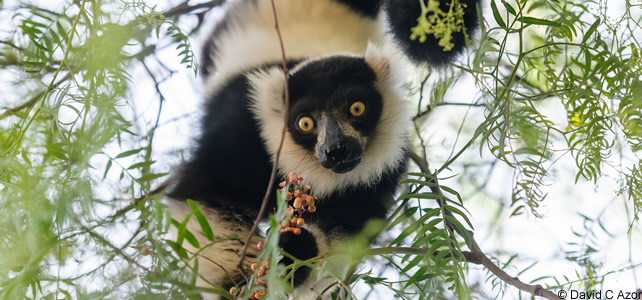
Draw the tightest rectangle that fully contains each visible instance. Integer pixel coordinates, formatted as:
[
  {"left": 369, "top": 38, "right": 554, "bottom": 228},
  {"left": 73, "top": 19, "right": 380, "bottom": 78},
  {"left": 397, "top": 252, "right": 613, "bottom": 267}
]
[
  {"left": 349, "top": 101, "right": 366, "bottom": 117},
  {"left": 298, "top": 116, "right": 315, "bottom": 132}
]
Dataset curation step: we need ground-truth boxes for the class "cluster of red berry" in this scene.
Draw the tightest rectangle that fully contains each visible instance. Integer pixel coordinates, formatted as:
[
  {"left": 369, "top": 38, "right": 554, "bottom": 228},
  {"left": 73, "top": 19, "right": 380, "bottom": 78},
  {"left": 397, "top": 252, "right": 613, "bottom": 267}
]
[
  {"left": 278, "top": 172, "right": 317, "bottom": 235},
  {"left": 229, "top": 172, "right": 318, "bottom": 299}
]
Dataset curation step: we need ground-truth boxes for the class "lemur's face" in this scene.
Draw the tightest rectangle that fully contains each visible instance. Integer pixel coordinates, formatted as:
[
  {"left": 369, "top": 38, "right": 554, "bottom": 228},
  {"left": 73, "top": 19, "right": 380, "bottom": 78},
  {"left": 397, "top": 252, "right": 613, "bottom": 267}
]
[{"left": 287, "top": 57, "right": 383, "bottom": 174}]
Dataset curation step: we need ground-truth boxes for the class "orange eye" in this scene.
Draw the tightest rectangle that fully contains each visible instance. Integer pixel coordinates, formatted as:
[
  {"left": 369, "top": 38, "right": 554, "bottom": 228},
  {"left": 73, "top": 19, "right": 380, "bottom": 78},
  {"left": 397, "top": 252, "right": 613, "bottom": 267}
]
[
  {"left": 298, "top": 116, "right": 315, "bottom": 132},
  {"left": 349, "top": 101, "right": 366, "bottom": 117}
]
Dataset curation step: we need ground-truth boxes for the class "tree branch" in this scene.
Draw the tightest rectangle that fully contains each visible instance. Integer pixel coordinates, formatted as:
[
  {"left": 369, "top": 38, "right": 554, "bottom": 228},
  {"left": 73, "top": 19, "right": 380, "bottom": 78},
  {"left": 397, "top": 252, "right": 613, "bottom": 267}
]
[
  {"left": 237, "top": 0, "right": 290, "bottom": 270},
  {"left": 407, "top": 151, "right": 561, "bottom": 299}
]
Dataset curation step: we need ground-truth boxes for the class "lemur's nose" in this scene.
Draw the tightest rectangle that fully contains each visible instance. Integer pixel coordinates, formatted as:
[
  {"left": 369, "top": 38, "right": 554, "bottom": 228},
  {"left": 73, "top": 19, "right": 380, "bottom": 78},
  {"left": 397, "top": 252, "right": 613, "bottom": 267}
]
[{"left": 325, "top": 142, "right": 346, "bottom": 161}]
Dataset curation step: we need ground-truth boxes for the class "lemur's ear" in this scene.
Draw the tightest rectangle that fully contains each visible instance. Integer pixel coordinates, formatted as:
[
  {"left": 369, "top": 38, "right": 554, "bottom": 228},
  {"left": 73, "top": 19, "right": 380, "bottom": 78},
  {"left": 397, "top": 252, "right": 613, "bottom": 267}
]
[{"left": 364, "top": 42, "right": 392, "bottom": 79}]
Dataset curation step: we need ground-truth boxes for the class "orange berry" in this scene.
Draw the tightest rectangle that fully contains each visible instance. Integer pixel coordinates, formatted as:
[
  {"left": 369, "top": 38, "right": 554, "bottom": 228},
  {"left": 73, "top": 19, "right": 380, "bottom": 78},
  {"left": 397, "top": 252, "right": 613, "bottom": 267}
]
[
  {"left": 251, "top": 263, "right": 259, "bottom": 271},
  {"left": 229, "top": 287, "right": 238, "bottom": 295},
  {"left": 250, "top": 292, "right": 257, "bottom": 299},
  {"left": 293, "top": 189, "right": 302, "bottom": 197},
  {"left": 292, "top": 228, "right": 301, "bottom": 235},
  {"left": 293, "top": 198, "right": 302, "bottom": 209},
  {"left": 290, "top": 217, "right": 298, "bottom": 225},
  {"left": 305, "top": 184, "right": 311, "bottom": 190},
  {"left": 308, "top": 205, "right": 316, "bottom": 213},
  {"left": 286, "top": 192, "right": 293, "bottom": 201},
  {"left": 297, "top": 218, "right": 304, "bottom": 226},
  {"left": 257, "top": 241, "right": 264, "bottom": 250},
  {"left": 307, "top": 196, "right": 315, "bottom": 206},
  {"left": 286, "top": 206, "right": 294, "bottom": 215}
]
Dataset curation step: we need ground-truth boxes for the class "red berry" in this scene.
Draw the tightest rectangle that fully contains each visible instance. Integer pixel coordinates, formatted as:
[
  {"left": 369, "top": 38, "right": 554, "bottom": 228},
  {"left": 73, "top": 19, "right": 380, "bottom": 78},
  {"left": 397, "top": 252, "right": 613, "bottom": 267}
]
[{"left": 257, "top": 241, "right": 264, "bottom": 250}]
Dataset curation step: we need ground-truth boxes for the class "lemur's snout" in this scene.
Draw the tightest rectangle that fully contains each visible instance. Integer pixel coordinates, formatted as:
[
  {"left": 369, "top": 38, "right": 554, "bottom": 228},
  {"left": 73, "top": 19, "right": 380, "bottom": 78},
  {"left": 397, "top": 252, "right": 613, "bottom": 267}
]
[
  {"left": 325, "top": 140, "right": 345, "bottom": 160},
  {"left": 318, "top": 117, "right": 362, "bottom": 174}
]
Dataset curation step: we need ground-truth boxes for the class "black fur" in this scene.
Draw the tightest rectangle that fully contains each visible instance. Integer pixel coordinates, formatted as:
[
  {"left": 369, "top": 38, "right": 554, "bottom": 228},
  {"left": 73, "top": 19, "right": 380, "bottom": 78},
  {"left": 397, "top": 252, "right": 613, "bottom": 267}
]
[
  {"left": 168, "top": 72, "right": 272, "bottom": 211},
  {"left": 384, "top": 0, "right": 480, "bottom": 66},
  {"left": 279, "top": 230, "right": 318, "bottom": 286},
  {"left": 170, "top": 57, "right": 405, "bottom": 286},
  {"left": 335, "top": 0, "right": 383, "bottom": 17}
]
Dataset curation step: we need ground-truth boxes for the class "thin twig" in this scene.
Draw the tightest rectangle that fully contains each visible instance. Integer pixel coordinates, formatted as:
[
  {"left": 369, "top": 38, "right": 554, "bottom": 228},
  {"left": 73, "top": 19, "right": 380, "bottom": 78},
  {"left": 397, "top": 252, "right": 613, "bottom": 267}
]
[
  {"left": 0, "top": 73, "right": 71, "bottom": 120},
  {"left": 238, "top": 0, "right": 290, "bottom": 269},
  {"left": 163, "top": 0, "right": 225, "bottom": 18}
]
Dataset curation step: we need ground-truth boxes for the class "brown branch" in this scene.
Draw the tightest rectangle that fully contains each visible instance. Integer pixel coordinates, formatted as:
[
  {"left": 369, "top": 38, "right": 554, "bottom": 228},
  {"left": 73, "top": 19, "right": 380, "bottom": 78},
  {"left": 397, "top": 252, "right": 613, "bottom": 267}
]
[
  {"left": 238, "top": 0, "right": 290, "bottom": 269},
  {"left": 406, "top": 151, "right": 560, "bottom": 299}
]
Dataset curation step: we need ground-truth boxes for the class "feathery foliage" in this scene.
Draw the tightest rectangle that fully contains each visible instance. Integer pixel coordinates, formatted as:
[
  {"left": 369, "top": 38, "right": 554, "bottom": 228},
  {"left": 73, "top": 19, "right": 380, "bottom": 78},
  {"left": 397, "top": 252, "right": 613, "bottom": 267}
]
[{"left": 0, "top": 0, "right": 640, "bottom": 299}]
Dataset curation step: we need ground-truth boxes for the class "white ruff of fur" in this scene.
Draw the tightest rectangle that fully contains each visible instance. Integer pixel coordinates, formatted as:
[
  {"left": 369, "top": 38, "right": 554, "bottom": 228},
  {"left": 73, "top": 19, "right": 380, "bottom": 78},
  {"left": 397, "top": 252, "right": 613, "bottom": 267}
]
[
  {"left": 167, "top": 199, "right": 259, "bottom": 300},
  {"left": 247, "top": 45, "right": 410, "bottom": 198},
  {"left": 203, "top": 0, "right": 381, "bottom": 97}
]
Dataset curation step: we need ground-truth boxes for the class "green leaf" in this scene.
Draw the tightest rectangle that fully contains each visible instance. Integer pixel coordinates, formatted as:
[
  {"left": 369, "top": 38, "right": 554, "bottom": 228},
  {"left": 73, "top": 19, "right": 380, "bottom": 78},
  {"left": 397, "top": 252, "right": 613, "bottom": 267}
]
[
  {"left": 114, "top": 148, "right": 143, "bottom": 158},
  {"left": 103, "top": 159, "right": 112, "bottom": 179},
  {"left": 187, "top": 199, "right": 214, "bottom": 241},
  {"left": 166, "top": 240, "right": 188, "bottom": 259},
  {"left": 520, "top": 17, "right": 561, "bottom": 27},
  {"left": 501, "top": 0, "right": 516, "bottom": 15},
  {"left": 138, "top": 172, "right": 168, "bottom": 182},
  {"left": 583, "top": 18, "right": 600, "bottom": 43},
  {"left": 490, "top": 0, "right": 507, "bottom": 28}
]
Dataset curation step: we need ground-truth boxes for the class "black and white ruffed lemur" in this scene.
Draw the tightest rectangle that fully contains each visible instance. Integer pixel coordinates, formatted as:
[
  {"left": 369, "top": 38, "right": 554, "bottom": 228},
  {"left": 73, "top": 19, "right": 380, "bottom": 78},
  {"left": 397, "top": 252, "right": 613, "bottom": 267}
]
[{"left": 166, "top": 0, "right": 479, "bottom": 298}]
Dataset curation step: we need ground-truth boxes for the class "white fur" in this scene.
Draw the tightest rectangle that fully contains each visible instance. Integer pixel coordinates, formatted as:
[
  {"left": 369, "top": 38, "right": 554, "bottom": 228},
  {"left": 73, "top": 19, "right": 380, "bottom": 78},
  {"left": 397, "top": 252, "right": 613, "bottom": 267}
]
[
  {"left": 291, "top": 225, "right": 352, "bottom": 300},
  {"left": 247, "top": 44, "right": 410, "bottom": 198},
  {"left": 167, "top": 199, "right": 260, "bottom": 300},
  {"left": 204, "top": 0, "right": 382, "bottom": 96}
]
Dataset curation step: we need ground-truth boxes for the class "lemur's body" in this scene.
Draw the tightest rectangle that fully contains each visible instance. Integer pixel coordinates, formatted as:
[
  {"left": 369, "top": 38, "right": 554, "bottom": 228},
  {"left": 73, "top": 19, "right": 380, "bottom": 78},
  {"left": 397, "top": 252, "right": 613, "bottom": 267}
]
[{"left": 167, "top": 0, "right": 478, "bottom": 298}]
